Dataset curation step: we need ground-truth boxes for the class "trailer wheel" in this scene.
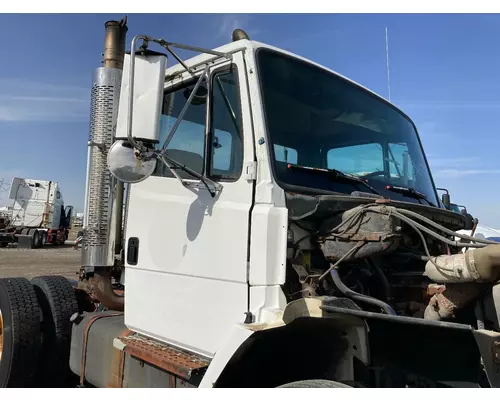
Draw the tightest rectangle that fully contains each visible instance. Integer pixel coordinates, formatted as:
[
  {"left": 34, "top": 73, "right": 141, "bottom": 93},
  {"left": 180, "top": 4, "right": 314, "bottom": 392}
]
[
  {"left": 31, "top": 276, "right": 78, "bottom": 386},
  {"left": 0, "top": 278, "right": 41, "bottom": 388},
  {"left": 31, "top": 230, "right": 41, "bottom": 249},
  {"left": 277, "top": 379, "right": 353, "bottom": 388}
]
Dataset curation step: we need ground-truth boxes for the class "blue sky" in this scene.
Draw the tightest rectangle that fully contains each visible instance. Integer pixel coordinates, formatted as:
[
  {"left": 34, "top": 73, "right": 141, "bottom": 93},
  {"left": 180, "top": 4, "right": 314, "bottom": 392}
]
[{"left": 0, "top": 14, "right": 499, "bottom": 226}]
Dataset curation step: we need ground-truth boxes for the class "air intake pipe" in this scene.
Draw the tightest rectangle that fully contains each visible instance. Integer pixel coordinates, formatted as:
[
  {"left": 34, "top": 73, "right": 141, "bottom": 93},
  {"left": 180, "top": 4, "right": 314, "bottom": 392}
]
[
  {"left": 424, "top": 245, "right": 500, "bottom": 321},
  {"left": 425, "top": 245, "right": 500, "bottom": 284}
]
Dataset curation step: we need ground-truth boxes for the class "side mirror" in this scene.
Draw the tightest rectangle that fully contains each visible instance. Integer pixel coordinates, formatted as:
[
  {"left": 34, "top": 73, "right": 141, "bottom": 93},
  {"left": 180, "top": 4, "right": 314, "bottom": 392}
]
[
  {"left": 115, "top": 50, "right": 167, "bottom": 146},
  {"left": 441, "top": 193, "right": 451, "bottom": 210},
  {"left": 436, "top": 187, "right": 450, "bottom": 209}
]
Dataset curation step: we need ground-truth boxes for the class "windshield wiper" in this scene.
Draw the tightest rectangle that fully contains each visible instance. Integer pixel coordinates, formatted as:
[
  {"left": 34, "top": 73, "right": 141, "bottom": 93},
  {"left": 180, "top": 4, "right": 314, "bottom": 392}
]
[
  {"left": 287, "top": 164, "right": 383, "bottom": 197},
  {"left": 384, "top": 185, "right": 435, "bottom": 207}
]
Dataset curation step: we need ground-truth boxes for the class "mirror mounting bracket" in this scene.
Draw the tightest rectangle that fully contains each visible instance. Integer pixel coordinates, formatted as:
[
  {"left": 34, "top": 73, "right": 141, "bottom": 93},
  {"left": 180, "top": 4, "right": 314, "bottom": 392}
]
[{"left": 122, "top": 34, "right": 232, "bottom": 194}]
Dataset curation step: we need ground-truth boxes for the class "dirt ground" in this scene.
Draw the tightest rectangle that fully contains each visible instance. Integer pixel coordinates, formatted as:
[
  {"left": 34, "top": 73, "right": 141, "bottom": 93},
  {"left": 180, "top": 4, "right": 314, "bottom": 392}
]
[
  {"left": 0, "top": 244, "right": 81, "bottom": 281},
  {"left": 0, "top": 228, "right": 82, "bottom": 281}
]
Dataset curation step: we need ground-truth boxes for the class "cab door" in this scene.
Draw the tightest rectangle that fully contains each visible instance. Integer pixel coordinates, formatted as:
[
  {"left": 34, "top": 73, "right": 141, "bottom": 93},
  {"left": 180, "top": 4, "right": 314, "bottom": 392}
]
[{"left": 124, "top": 51, "right": 255, "bottom": 357}]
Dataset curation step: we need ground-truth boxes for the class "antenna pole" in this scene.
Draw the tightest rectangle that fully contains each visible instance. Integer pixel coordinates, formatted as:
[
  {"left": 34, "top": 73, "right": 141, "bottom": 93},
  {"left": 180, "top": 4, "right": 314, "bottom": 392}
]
[{"left": 385, "top": 26, "right": 391, "bottom": 102}]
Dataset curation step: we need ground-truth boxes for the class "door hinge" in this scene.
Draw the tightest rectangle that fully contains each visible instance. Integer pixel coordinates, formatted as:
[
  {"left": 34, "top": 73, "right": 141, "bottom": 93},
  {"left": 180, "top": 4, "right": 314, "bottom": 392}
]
[{"left": 244, "top": 161, "right": 257, "bottom": 181}]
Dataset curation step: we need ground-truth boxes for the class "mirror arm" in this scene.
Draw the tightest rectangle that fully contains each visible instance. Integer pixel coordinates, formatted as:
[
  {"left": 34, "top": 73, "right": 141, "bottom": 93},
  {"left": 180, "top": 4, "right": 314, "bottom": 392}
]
[
  {"left": 164, "top": 44, "right": 195, "bottom": 76},
  {"left": 157, "top": 152, "right": 186, "bottom": 187},
  {"left": 161, "top": 65, "right": 210, "bottom": 152},
  {"left": 158, "top": 153, "right": 222, "bottom": 197}
]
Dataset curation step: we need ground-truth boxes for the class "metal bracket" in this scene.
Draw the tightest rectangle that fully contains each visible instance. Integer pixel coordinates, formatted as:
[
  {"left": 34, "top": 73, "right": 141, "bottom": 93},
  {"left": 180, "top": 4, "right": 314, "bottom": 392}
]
[
  {"left": 244, "top": 161, "right": 257, "bottom": 181},
  {"left": 87, "top": 140, "right": 105, "bottom": 150}
]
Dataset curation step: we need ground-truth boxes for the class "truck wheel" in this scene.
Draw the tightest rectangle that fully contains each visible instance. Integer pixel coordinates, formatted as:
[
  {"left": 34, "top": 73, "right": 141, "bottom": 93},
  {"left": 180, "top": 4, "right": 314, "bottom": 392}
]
[
  {"left": 31, "top": 276, "right": 78, "bottom": 386},
  {"left": 40, "top": 232, "right": 47, "bottom": 248},
  {"left": 277, "top": 379, "right": 353, "bottom": 388},
  {"left": 31, "top": 230, "right": 41, "bottom": 249},
  {"left": 0, "top": 243, "right": 7, "bottom": 248},
  {"left": 0, "top": 278, "right": 41, "bottom": 388}
]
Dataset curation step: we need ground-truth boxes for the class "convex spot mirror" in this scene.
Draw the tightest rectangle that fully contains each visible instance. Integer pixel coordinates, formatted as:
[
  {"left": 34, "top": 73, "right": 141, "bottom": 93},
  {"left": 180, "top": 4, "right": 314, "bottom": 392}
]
[{"left": 107, "top": 140, "right": 157, "bottom": 183}]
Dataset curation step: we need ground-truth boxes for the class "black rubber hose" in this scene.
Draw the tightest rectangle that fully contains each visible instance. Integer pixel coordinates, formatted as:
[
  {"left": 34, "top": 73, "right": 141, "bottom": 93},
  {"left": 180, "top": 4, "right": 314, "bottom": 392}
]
[
  {"left": 330, "top": 269, "right": 397, "bottom": 315},
  {"left": 366, "top": 258, "right": 391, "bottom": 302}
]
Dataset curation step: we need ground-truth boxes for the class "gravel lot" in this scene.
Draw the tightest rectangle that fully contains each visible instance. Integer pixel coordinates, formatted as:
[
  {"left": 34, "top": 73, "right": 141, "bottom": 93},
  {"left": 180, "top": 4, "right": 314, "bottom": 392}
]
[{"left": 0, "top": 244, "right": 81, "bottom": 281}]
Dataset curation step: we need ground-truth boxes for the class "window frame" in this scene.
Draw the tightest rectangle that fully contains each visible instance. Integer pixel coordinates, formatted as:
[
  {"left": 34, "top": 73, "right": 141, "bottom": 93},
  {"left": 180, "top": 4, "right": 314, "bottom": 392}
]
[
  {"left": 254, "top": 47, "right": 441, "bottom": 205},
  {"left": 207, "top": 63, "right": 244, "bottom": 182},
  {"left": 155, "top": 62, "right": 244, "bottom": 183}
]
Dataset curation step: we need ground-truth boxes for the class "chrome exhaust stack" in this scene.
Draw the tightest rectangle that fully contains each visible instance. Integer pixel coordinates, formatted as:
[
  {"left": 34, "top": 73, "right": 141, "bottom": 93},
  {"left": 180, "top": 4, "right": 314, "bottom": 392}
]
[{"left": 82, "top": 17, "right": 128, "bottom": 270}]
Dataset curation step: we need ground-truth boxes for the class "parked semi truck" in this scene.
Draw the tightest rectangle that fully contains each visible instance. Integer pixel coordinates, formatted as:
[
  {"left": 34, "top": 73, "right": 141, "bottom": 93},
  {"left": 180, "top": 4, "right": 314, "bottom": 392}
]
[
  {"left": 2, "top": 17, "right": 500, "bottom": 388},
  {"left": 0, "top": 177, "right": 73, "bottom": 248}
]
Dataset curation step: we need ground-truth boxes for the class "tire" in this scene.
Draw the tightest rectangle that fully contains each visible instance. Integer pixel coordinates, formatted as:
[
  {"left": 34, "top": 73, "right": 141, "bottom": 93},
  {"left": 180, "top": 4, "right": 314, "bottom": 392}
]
[
  {"left": 278, "top": 379, "right": 353, "bottom": 388},
  {"left": 0, "top": 277, "right": 41, "bottom": 388},
  {"left": 0, "top": 243, "right": 7, "bottom": 248},
  {"left": 31, "top": 276, "right": 79, "bottom": 386},
  {"left": 40, "top": 232, "right": 47, "bottom": 248},
  {"left": 31, "top": 230, "right": 41, "bottom": 249}
]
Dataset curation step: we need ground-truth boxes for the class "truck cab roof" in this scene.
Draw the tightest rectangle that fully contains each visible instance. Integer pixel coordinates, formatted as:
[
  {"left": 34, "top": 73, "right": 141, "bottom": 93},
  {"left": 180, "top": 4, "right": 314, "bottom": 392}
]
[{"left": 164, "top": 39, "right": 401, "bottom": 115}]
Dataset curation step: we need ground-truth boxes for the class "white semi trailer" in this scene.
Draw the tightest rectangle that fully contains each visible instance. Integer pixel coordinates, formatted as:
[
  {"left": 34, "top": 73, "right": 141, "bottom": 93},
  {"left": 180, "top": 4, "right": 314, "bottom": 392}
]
[
  {"left": 0, "top": 177, "right": 73, "bottom": 248},
  {"left": 2, "top": 17, "right": 500, "bottom": 388}
]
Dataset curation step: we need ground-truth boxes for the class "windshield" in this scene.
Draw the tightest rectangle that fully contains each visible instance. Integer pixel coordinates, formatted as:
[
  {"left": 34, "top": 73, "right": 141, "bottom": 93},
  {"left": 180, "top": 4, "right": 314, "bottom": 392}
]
[{"left": 256, "top": 48, "right": 439, "bottom": 207}]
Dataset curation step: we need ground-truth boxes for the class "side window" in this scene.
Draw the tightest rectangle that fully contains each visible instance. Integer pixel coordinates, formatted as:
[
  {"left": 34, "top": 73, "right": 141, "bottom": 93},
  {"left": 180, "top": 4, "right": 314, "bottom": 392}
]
[
  {"left": 154, "top": 81, "right": 207, "bottom": 178},
  {"left": 56, "top": 191, "right": 61, "bottom": 199},
  {"left": 274, "top": 144, "right": 298, "bottom": 164},
  {"left": 209, "top": 69, "right": 243, "bottom": 180},
  {"left": 327, "top": 143, "right": 383, "bottom": 176}
]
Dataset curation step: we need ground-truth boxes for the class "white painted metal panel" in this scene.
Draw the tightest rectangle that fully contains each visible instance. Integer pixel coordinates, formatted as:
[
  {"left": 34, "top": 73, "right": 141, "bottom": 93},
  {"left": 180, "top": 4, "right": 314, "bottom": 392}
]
[
  {"left": 249, "top": 205, "right": 288, "bottom": 286},
  {"left": 249, "top": 285, "right": 287, "bottom": 323},
  {"left": 125, "top": 268, "right": 248, "bottom": 357},
  {"left": 124, "top": 52, "right": 255, "bottom": 356}
]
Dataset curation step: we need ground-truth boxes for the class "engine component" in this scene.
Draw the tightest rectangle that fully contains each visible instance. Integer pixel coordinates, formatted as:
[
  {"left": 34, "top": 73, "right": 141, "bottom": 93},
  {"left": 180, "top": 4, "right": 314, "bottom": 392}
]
[
  {"left": 81, "top": 271, "right": 124, "bottom": 311},
  {"left": 424, "top": 283, "right": 487, "bottom": 321},
  {"left": 329, "top": 269, "right": 396, "bottom": 315},
  {"left": 425, "top": 245, "right": 500, "bottom": 284},
  {"left": 320, "top": 205, "right": 401, "bottom": 262}
]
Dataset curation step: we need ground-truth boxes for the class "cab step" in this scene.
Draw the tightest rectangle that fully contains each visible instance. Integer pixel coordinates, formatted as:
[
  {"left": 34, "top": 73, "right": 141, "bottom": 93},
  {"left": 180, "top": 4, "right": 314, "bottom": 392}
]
[{"left": 114, "top": 334, "right": 210, "bottom": 380}]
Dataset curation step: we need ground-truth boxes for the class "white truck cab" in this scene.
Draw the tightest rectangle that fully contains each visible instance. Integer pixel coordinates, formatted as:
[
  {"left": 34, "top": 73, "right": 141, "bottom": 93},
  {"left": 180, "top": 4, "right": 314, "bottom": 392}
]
[{"left": 2, "top": 18, "right": 500, "bottom": 389}]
